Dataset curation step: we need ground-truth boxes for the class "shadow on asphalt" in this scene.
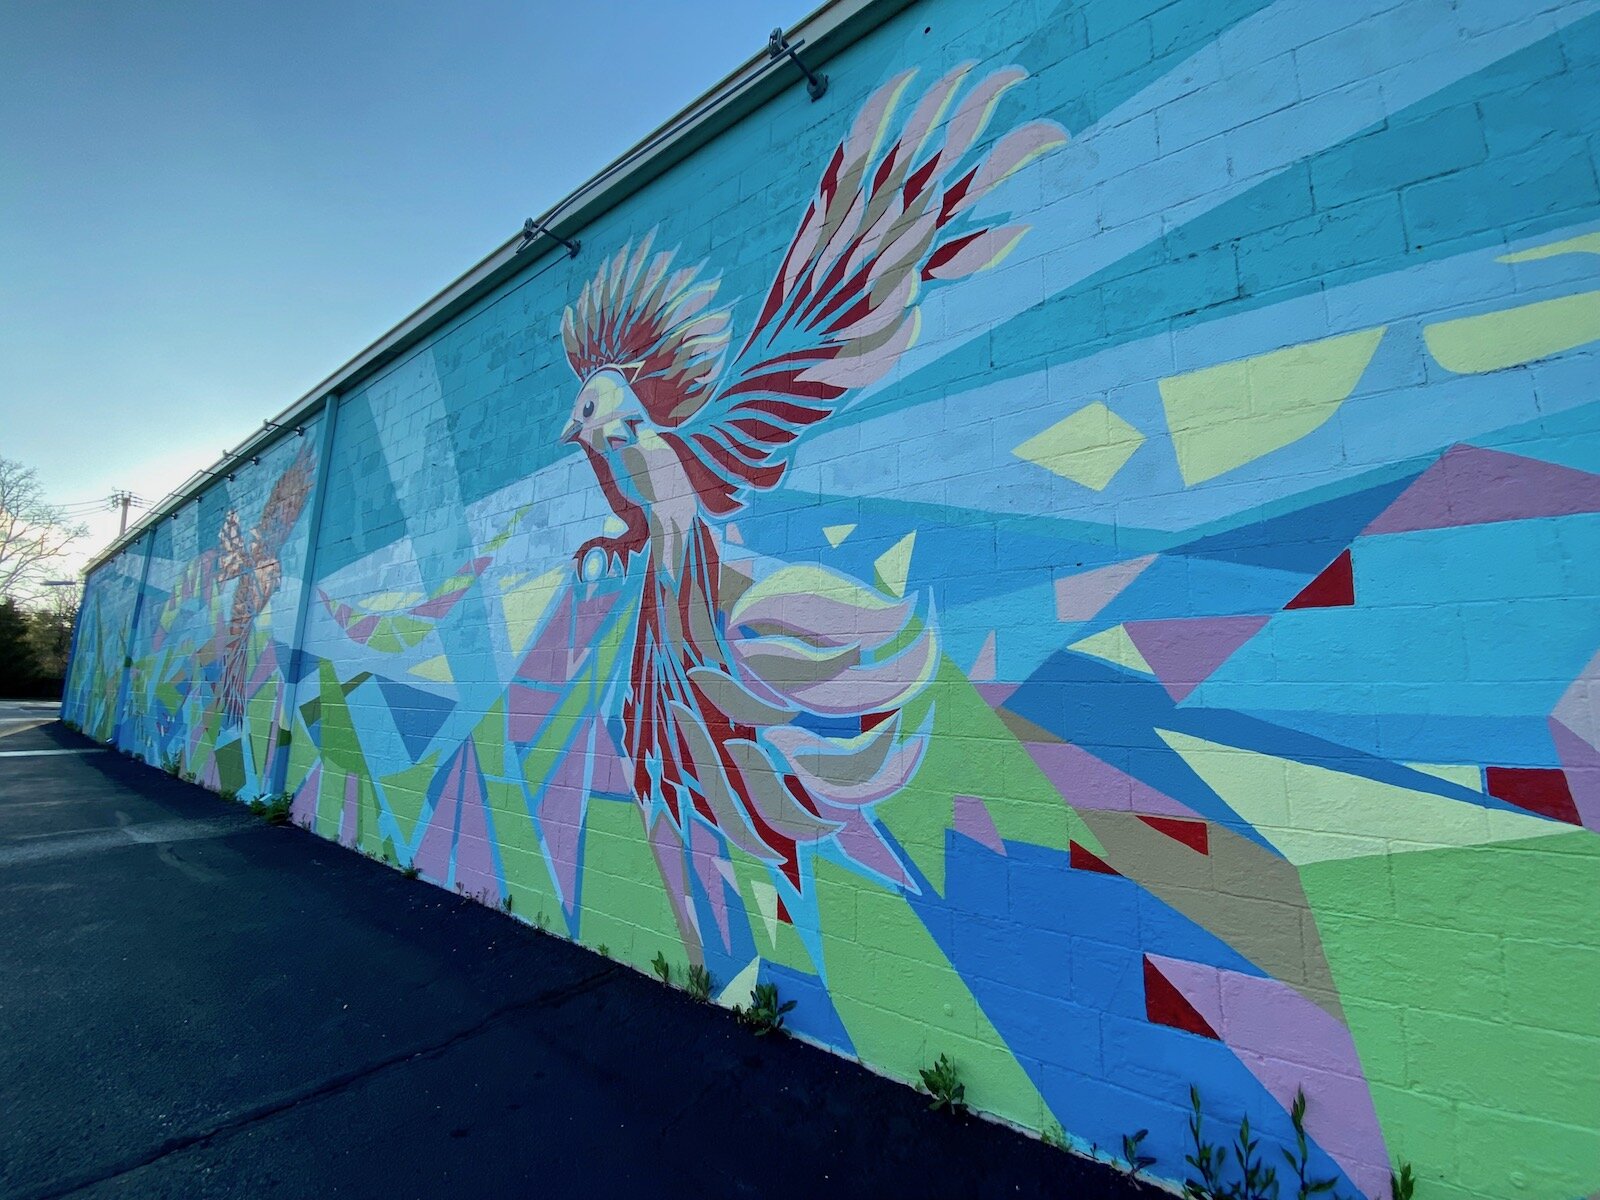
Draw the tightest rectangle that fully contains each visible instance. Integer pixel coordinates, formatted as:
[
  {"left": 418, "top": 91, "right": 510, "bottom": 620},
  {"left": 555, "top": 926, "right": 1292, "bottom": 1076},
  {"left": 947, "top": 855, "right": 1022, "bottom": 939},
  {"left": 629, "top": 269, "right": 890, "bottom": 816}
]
[{"left": 0, "top": 721, "right": 1161, "bottom": 1199}]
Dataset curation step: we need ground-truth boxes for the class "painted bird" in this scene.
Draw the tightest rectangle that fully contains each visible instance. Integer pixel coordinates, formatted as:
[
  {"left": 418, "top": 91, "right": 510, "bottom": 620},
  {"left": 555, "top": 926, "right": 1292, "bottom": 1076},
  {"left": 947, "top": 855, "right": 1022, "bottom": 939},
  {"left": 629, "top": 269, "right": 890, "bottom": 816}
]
[
  {"left": 557, "top": 64, "right": 1065, "bottom": 958},
  {"left": 214, "top": 450, "right": 315, "bottom": 725}
]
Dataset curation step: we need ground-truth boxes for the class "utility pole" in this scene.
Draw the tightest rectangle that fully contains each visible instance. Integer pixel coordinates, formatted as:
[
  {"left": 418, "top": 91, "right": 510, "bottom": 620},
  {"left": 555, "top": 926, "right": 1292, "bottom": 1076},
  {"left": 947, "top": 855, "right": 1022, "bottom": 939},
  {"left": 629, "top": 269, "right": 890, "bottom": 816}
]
[{"left": 110, "top": 491, "right": 134, "bottom": 535}]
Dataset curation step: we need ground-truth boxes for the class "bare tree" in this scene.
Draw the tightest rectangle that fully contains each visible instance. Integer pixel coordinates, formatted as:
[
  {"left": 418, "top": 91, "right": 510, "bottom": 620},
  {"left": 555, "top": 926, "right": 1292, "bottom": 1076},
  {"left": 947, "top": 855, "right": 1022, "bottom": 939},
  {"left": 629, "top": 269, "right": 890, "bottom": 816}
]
[{"left": 0, "top": 458, "right": 88, "bottom": 602}]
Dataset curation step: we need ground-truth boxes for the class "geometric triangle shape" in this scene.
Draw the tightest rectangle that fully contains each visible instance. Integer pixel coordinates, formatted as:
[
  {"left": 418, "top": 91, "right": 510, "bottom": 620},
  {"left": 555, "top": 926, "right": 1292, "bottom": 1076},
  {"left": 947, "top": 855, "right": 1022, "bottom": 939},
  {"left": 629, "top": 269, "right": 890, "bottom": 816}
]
[
  {"left": 952, "top": 793, "right": 1006, "bottom": 855},
  {"left": 1068, "top": 623, "right": 1154, "bottom": 674},
  {"left": 1138, "top": 814, "right": 1209, "bottom": 854},
  {"left": 1156, "top": 729, "right": 1575, "bottom": 864},
  {"left": 1550, "top": 718, "right": 1600, "bottom": 832},
  {"left": 1070, "top": 840, "right": 1119, "bottom": 874},
  {"left": 1013, "top": 401, "right": 1144, "bottom": 490},
  {"left": 1159, "top": 328, "right": 1385, "bottom": 486},
  {"left": 750, "top": 879, "right": 781, "bottom": 946},
  {"left": 375, "top": 678, "right": 456, "bottom": 759},
  {"left": 1285, "top": 548, "right": 1353, "bottom": 609},
  {"left": 408, "top": 653, "right": 455, "bottom": 683},
  {"left": 823, "top": 523, "right": 857, "bottom": 548},
  {"left": 1054, "top": 554, "right": 1157, "bottom": 622},
  {"left": 1145, "top": 954, "right": 1391, "bottom": 1199},
  {"left": 1484, "top": 765, "right": 1582, "bottom": 825},
  {"left": 500, "top": 566, "right": 565, "bottom": 656},
  {"left": 1363, "top": 443, "right": 1600, "bottom": 535},
  {"left": 1143, "top": 954, "right": 1218, "bottom": 1038},
  {"left": 968, "top": 631, "right": 997, "bottom": 683},
  {"left": 1124, "top": 615, "right": 1268, "bottom": 702},
  {"left": 873, "top": 532, "right": 916, "bottom": 599}
]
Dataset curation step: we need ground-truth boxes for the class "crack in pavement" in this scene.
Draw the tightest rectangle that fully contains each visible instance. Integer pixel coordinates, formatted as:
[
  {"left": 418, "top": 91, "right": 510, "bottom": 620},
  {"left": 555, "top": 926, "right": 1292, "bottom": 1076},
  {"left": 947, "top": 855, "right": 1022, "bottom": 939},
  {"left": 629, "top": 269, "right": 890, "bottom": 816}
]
[{"left": 21, "top": 963, "right": 620, "bottom": 1200}]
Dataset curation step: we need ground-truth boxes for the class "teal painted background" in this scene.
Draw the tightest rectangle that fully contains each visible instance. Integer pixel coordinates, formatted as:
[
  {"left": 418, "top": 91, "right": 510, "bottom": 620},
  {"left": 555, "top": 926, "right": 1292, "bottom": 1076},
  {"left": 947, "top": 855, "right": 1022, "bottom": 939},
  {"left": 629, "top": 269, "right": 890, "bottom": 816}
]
[{"left": 66, "top": 2, "right": 1600, "bottom": 1195}]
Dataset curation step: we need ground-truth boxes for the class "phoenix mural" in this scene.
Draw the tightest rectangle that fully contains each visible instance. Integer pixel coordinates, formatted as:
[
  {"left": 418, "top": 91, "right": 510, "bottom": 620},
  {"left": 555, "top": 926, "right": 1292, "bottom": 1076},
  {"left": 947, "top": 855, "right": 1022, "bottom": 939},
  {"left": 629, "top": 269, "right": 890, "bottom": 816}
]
[
  {"left": 64, "top": 4, "right": 1600, "bottom": 1196},
  {"left": 556, "top": 66, "right": 1064, "bottom": 954}
]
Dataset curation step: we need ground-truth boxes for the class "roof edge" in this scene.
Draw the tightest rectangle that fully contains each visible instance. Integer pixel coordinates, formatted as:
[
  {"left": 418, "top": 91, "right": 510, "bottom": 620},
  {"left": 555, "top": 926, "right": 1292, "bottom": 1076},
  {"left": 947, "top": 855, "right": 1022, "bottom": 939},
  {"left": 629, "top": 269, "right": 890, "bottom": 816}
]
[{"left": 86, "top": 0, "right": 916, "bottom": 574}]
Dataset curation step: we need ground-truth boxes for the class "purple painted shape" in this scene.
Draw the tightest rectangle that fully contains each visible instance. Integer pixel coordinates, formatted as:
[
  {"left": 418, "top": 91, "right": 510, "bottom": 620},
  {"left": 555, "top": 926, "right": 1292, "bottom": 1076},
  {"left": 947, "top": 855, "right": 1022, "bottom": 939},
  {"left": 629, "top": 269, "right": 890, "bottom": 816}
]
[
  {"left": 338, "top": 770, "right": 360, "bottom": 848},
  {"left": 952, "top": 793, "right": 1005, "bottom": 854},
  {"left": 349, "top": 615, "right": 379, "bottom": 644},
  {"left": 450, "top": 743, "right": 502, "bottom": 903},
  {"left": 508, "top": 683, "right": 560, "bottom": 743},
  {"left": 1054, "top": 554, "right": 1156, "bottom": 622},
  {"left": 1550, "top": 719, "right": 1600, "bottom": 832},
  {"left": 835, "top": 812, "right": 914, "bottom": 890},
  {"left": 1552, "top": 648, "right": 1600, "bottom": 750},
  {"left": 1147, "top": 954, "right": 1390, "bottom": 1200},
  {"left": 1023, "top": 740, "right": 1195, "bottom": 817},
  {"left": 538, "top": 723, "right": 590, "bottom": 912},
  {"left": 518, "top": 592, "right": 574, "bottom": 684},
  {"left": 975, "top": 682, "right": 1018, "bottom": 709},
  {"left": 413, "top": 752, "right": 463, "bottom": 882},
  {"left": 290, "top": 763, "right": 321, "bottom": 827},
  {"left": 968, "top": 632, "right": 997, "bottom": 683},
  {"left": 689, "top": 820, "right": 731, "bottom": 950},
  {"left": 589, "top": 723, "right": 632, "bottom": 797},
  {"left": 573, "top": 589, "right": 620, "bottom": 650},
  {"left": 1364, "top": 444, "right": 1600, "bottom": 535},
  {"left": 649, "top": 812, "right": 699, "bottom": 939},
  {"left": 1125, "top": 615, "right": 1269, "bottom": 702}
]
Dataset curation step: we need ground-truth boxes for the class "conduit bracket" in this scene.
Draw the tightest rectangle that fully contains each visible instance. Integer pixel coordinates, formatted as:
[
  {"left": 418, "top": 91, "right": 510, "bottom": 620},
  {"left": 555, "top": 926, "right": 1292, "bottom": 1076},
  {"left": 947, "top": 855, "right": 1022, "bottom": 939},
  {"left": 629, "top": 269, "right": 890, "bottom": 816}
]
[
  {"left": 520, "top": 217, "right": 580, "bottom": 258},
  {"left": 769, "top": 29, "right": 827, "bottom": 101}
]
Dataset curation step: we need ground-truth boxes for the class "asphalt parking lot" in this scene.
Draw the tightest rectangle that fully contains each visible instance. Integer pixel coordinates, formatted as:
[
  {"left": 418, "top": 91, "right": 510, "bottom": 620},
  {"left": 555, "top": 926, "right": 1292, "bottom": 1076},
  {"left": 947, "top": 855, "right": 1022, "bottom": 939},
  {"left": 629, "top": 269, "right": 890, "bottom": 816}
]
[{"left": 0, "top": 713, "right": 1154, "bottom": 1199}]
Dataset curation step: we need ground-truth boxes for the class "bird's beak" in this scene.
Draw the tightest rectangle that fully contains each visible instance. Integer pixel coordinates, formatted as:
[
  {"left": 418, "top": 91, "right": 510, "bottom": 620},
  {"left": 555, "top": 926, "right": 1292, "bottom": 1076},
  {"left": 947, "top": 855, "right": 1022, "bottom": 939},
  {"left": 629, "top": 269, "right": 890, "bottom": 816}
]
[{"left": 560, "top": 419, "right": 582, "bottom": 445}]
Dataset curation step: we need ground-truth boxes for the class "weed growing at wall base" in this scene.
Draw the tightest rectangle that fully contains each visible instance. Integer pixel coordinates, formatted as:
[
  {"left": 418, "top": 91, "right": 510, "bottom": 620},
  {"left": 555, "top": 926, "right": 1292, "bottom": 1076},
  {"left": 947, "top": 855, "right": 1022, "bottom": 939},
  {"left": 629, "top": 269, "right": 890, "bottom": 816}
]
[{"left": 918, "top": 1054, "right": 965, "bottom": 1114}]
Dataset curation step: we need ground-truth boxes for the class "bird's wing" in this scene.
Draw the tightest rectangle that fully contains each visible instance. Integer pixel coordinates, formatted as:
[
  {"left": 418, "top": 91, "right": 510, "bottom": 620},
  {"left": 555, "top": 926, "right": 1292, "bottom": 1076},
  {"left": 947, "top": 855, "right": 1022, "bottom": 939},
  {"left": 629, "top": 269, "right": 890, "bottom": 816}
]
[{"left": 670, "top": 64, "right": 1067, "bottom": 515}]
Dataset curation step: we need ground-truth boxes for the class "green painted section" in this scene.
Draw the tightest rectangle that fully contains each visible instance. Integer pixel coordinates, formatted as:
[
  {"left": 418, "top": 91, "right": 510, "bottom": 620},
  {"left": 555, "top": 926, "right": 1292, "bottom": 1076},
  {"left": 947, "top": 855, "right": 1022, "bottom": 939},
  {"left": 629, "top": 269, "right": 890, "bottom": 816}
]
[
  {"left": 877, "top": 656, "right": 1093, "bottom": 893},
  {"left": 578, "top": 801, "right": 686, "bottom": 975},
  {"left": 1304, "top": 833, "right": 1600, "bottom": 1199},
  {"left": 814, "top": 857, "right": 1048, "bottom": 1130}
]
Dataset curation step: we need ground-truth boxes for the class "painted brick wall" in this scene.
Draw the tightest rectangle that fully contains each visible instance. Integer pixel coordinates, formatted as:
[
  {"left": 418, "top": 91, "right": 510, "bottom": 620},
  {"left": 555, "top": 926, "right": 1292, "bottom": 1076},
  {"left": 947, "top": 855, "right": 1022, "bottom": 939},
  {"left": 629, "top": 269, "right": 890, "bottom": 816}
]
[{"left": 69, "top": 1, "right": 1600, "bottom": 1196}]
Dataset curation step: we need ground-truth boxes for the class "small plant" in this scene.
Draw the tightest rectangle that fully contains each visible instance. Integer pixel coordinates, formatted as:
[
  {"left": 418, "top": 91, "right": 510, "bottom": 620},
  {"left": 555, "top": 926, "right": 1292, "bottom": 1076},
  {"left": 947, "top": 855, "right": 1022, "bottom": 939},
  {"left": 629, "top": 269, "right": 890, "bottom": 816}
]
[
  {"left": 596, "top": 943, "right": 610, "bottom": 958},
  {"left": 1231, "top": 1113, "right": 1278, "bottom": 1200},
  {"left": 685, "top": 963, "right": 714, "bottom": 1002},
  {"left": 160, "top": 751, "right": 181, "bottom": 776},
  {"left": 1041, "top": 1120, "right": 1067, "bottom": 1152},
  {"left": 1282, "top": 1088, "right": 1337, "bottom": 1199},
  {"left": 918, "top": 1053, "right": 966, "bottom": 1114},
  {"left": 735, "top": 981, "right": 795, "bottom": 1036},
  {"left": 401, "top": 863, "right": 420, "bottom": 880},
  {"left": 651, "top": 951, "right": 672, "bottom": 985},
  {"left": 247, "top": 793, "right": 293, "bottom": 825},
  {"left": 1121, "top": 1128, "right": 1157, "bottom": 1178},
  {"left": 1390, "top": 1162, "right": 1415, "bottom": 1200},
  {"left": 1183, "top": 1086, "right": 1229, "bottom": 1200},
  {"left": 219, "top": 786, "right": 239, "bottom": 803},
  {"left": 500, "top": 893, "right": 514, "bottom": 914}
]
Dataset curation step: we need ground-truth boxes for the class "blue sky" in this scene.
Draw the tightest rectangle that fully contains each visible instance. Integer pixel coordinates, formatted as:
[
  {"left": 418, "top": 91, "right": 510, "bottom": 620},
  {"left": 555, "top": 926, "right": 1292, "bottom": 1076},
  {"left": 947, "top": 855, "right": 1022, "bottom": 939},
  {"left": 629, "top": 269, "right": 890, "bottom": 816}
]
[{"left": 0, "top": 0, "right": 813, "bottom": 567}]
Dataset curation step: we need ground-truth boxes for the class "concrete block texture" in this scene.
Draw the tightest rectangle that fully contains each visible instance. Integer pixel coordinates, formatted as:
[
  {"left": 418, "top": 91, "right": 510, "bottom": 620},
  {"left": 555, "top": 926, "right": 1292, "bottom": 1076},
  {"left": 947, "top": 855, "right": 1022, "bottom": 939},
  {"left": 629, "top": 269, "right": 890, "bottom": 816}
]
[{"left": 64, "top": 1, "right": 1600, "bottom": 1196}]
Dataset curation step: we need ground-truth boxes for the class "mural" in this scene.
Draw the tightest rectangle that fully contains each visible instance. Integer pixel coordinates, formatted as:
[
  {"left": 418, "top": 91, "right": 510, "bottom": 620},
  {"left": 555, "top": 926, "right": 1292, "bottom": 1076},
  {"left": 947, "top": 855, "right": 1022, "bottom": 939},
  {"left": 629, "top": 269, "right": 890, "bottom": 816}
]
[
  {"left": 67, "top": 2, "right": 1600, "bottom": 1198},
  {"left": 70, "top": 432, "right": 322, "bottom": 793}
]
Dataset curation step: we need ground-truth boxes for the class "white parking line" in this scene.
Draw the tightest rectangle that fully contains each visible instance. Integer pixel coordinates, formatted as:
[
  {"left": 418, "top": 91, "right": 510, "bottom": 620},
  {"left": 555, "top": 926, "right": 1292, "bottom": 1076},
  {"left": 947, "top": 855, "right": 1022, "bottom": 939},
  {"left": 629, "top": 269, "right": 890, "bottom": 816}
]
[{"left": 0, "top": 749, "right": 107, "bottom": 759}]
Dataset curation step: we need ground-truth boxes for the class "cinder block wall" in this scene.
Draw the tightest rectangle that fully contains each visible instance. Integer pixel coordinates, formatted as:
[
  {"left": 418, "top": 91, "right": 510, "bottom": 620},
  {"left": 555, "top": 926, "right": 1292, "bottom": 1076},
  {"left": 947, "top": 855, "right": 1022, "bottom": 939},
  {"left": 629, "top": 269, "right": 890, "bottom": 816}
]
[{"left": 65, "top": 2, "right": 1600, "bottom": 1196}]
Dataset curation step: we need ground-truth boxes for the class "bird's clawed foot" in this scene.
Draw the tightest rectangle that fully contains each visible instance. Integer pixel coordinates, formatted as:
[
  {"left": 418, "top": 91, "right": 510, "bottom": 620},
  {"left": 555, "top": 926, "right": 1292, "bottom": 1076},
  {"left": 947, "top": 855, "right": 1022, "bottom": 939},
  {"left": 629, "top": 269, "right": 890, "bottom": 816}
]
[{"left": 574, "top": 536, "right": 638, "bottom": 582}]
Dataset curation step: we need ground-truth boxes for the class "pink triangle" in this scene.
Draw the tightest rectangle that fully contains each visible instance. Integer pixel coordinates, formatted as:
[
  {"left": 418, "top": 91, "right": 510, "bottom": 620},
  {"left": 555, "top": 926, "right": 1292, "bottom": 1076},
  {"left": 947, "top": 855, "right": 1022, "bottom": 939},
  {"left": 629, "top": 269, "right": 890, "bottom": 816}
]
[
  {"left": 975, "top": 682, "right": 1018, "bottom": 709},
  {"left": 1549, "top": 719, "right": 1600, "bottom": 832},
  {"left": 952, "top": 793, "right": 1006, "bottom": 854},
  {"left": 1023, "top": 740, "right": 1196, "bottom": 818},
  {"left": 1146, "top": 955, "right": 1390, "bottom": 1200},
  {"left": 1125, "top": 615, "right": 1269, "bottom": 702},
  {"left": 450, "top": 742, "right": 501, "bottom": 903},
  {"left": 414, "top": 752, "right": 464, "bottom": 881},
  {"left": 290, "top": 762, "right": 321, "bottom": 828},
  {"left": 1054, "top": 554, "right": 1156, "bottom": 622},
  {"left": 538, "top": 722, "right": 592, "bottom": 912},
  {"left": 1364, "top": 444, "right": 1600, "bottom": 535},
  {"left": 968, "top": 632, "right": 997, "bottom": 683}
]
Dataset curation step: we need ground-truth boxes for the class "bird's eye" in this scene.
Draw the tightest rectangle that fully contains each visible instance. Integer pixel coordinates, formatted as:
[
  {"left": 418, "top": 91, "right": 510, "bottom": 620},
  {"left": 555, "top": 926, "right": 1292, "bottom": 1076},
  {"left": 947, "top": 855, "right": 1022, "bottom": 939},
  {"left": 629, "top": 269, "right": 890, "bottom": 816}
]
[{"left": 581, "top": 399, "right": 594, "bottom": 418}]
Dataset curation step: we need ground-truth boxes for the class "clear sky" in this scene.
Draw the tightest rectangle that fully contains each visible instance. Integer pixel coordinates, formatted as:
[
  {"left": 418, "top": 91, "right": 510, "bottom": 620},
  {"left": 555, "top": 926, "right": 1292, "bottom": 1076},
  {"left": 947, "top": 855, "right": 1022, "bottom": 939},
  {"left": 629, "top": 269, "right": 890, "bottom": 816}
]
[{"left": 0, "top": 0, "right": 815, "bottom": 572}]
